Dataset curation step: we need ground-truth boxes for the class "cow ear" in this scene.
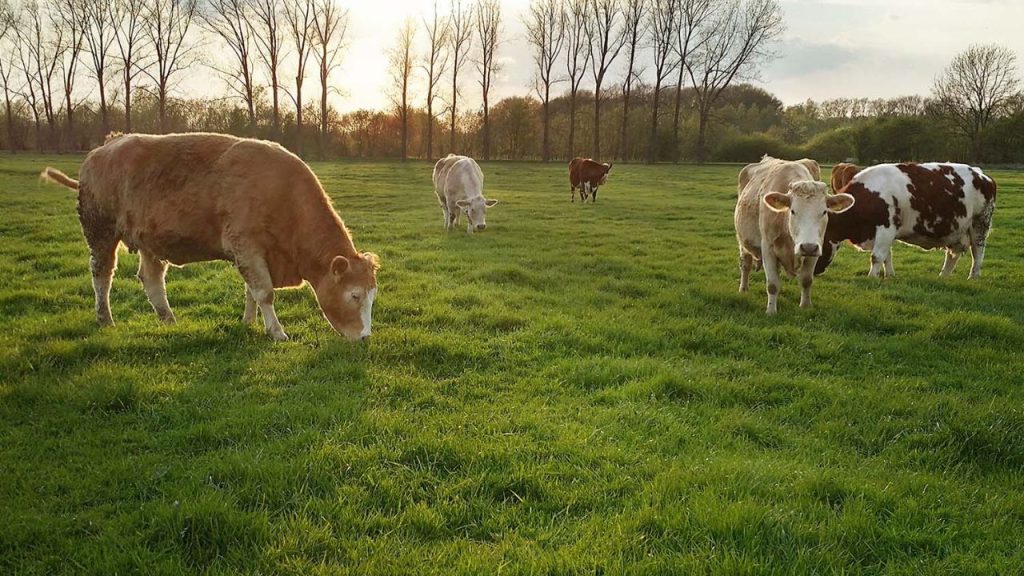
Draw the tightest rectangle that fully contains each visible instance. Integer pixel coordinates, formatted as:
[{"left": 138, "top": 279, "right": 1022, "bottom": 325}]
[
  {"left": 456, "top": 199, "right": 470, "bottom": 209},
  {"left": 485, "top": 199, "right": 498, "bottom": 207},
  {"left": 361, "top": 251, "right": 380, "bottom": 272},
  {"left": 826, "top": 193, "right": 855, "bottom": 214},
  {"left": 763, "top": 192, "right": 791, "bottom": 212},
  {"left": 330, "top": 256, "right": 350, "bottom": 281}
]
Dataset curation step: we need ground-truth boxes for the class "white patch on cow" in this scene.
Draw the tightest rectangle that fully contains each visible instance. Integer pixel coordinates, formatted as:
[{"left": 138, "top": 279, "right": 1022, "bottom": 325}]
[{"left": 360, "top": 287, "right": 376, "bottom": 338}]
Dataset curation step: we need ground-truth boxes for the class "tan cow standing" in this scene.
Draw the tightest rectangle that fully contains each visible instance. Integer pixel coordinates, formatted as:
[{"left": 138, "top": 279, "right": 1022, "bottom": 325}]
[
  {"left": 735, "top": 156, "right": 854, "bottom": 314},
  {"left": 432, "top": 153, "right": 498, "bottom": 233},
  {"left": 42, "top": 132, "right": 379, "bottom": 342}
]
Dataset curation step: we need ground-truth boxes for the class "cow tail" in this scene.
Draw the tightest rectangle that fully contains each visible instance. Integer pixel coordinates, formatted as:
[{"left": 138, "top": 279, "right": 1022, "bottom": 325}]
[{"left": 40, "top": 167, "right": 79, "bottom": 190}]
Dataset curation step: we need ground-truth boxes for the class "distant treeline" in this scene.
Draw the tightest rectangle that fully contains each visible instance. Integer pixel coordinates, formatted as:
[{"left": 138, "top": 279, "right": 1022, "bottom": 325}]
[{"left": 5, "top": 83, "right": 1024, "bottom": 165}]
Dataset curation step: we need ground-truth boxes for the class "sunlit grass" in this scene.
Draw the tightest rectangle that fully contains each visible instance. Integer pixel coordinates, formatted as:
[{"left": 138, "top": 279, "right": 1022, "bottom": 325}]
[{"left": 2, "top": 155, "right": 1023, "bottom": 574}]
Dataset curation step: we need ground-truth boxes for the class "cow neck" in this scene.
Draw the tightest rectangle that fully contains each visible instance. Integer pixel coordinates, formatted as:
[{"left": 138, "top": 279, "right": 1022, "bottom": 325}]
[{"left": 296, "top": 195, "right": 359, "bottom": 283}]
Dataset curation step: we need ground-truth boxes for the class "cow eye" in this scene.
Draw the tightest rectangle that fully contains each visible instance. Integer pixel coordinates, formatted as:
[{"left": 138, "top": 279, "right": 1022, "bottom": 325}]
[
  {"left": 821, "top": 210, "right": 827, "bottom": 217},
  {"left": 791, "top": 209, "right": 797, "bottom": 216},
  {"left": 350, "top": 292, "right": 362, "bottom": 302}
]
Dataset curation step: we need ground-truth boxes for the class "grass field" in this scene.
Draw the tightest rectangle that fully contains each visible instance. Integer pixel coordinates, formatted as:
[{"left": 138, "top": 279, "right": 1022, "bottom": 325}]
[{"left": 2, "top": 154, "right": 1023, "bottom": 575}]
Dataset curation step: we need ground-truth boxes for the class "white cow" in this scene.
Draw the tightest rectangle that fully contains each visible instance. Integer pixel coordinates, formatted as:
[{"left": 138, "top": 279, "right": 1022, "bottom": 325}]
[
  {"left": 432, "top": 154, "right": 498, "bottom": 233},
  {"left": 735, "top": 156, "right": 855, "bottom": 314}
]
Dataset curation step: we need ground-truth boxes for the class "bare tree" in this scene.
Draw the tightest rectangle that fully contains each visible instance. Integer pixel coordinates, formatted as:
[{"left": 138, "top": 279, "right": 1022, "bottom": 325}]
[
  {"left": 52, "top": 0, "right": 87, "bottom": 149},
  {"left": 141, "top": 0, "right": 200, "bottom": 133},
  {"left": 82, "top": 0, "right": 117, "bottom": 136},
  {"left": 17, "top": 1, "right": 63, "bottom": 150},
  {"left": 388, "top": 18, "right": 416, "bottom": 162},
  {"left": 249, "top": 0, "right": 284, "bottom": 138},
  {"left": 0, "top": 0, "right": 18, "bottom": 150},
  {"left": 585, "top": 0, "right": 626, "bottom": 159},
  {"left": 446, "top": 0, "right": 473, "bottom": 152},
  {"left": 686, "top": 0, "right": 783, "bottom": 162},
  {"left": 422, "top": 1, "right": 449, "bottom": 159},
  {"left": 671, "top": 0, "right": 714, "bottom": 150},
  {"left": 618, "top": 0, "right": 645, "bottom": 161},
  {"left": 647, "top": 0, "right": 678, "bottom": 163},
  {"left": 112, "top": 0, "right": 148, "bottom": 133},
  {"left": 933, "top": 44, "right": 1021, "bottom": 161},
  {"left": 524, "top": 0, "right": 565, "bottom": 162},
  {"left": 200, "top": 0, "right": 258, "bottom": 131},
  {"left": 563, "top": 0, "right": 589, "bottom": 159},
  {"left": 311, "top": 0, "right": 349, "bottom": 158},
  {"left": 474, "top": 0, "right": 500, "bottom": 160},
  {"left": 282, "top": 0, "right": 315, "bottom": 155}
]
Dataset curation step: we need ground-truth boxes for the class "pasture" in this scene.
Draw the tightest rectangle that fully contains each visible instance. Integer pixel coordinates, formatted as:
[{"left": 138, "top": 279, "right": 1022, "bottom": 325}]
[{"left": 2, "top": 155, "right": 1023, "bottom": 574}]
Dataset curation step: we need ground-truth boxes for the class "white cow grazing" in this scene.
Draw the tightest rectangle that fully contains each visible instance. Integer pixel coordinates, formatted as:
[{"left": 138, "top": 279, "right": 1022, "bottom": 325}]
[
  {"left": 735, "top": 156, "right": 855, "bottom": 314},
  {"left": 432, "top": 154, "right": 498, "bottom": 233}
]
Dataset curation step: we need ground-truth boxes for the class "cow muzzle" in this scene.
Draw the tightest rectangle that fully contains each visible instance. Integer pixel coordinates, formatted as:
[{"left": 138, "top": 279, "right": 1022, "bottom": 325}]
[
  {"left": 798, "top": 243, "right": 821, "bottom": 257},
  {"left": 476, "top": 223, "right": 486, "bottom": 231}
]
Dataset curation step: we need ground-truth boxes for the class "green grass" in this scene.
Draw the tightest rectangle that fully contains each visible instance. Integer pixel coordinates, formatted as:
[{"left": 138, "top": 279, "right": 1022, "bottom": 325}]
[{"left": 2, "top": 154, "right": 1024, "bottom": 574}]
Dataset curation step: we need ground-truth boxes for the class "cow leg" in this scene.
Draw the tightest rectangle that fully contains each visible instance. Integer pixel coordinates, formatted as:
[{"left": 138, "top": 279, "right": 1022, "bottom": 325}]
[
  {"left": 236, "top": 258, "right": 288, "bottom": 341},
  {"left": 738, "top": 251, "right": 753, "bottom": 293},
  {"left": 799, "top": 257, "right": 816, "bottom": 309},
  {"left": 968, "top": 209, "right": 994, "bottom": 279},
  {"left": 447, "top": 201, "right": 460, "bottom": 230},
  {"left": 441, "top": 204, "right": 451, "bottom": 230},
  {"left": 89, "top": 241, "right": 118, "bottom": 327},
  {"left": 883, "top": 249, "right": 895, "bottom": 278},
  {"left": 242, "top": 284, "right": 258, "bottom": 324},
  {"left": 762, "top": 252, "right": 781, "bottom": 315},
  {"left": 867, "top": 234, "right": 893, "bottom": 278},
  {"left": 137, "top": 250, "right": 175, "bottom": 324},
  {"left": 592, "top": 186, "right": 598, "bottom": 203},
  {"left": 940, "top": 248, "right": 962, "bottom": 277},
  {"left": 570, "top": 186, "right": 576, "bottom": 203}
]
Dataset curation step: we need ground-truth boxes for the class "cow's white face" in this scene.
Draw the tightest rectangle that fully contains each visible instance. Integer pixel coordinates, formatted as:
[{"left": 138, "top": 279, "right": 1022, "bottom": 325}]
[
  {"left": 313, "top": 252, "right": 379, "bottom": 341},
  {"left": 764, "top": 181, "right": 854, "bottom": 257},
  {"left": 456, "top": 197, "right": 498, "bottom": 233}
]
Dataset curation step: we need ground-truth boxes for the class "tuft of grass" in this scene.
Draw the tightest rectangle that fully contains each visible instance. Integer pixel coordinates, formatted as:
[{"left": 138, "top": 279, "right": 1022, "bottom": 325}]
[{"left": 3, "top": 155, "right": 1024, "bottom": 573}]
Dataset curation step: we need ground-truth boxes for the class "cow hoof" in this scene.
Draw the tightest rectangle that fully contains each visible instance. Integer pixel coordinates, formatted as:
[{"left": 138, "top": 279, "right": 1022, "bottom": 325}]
[
  {"left": 159, "top": 313, "right": 177, "bottom": 325},
  {"left": 269, "top": 330, "right": 289, "bottom": 342}
]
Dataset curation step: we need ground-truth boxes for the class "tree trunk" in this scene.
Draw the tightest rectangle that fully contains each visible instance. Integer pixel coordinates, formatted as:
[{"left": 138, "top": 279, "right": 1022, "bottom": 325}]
[
  {"left": 449, "top": 73, "right": 457, "bottom": 153},
  {"left": 620, "top": 86, "right": 631, "bottom": 161},
  {"left": 426, "top": 100, "right": 433, "bottom": 159},
  {"left": 542, "top": 86, "right": 551, "bottom": 162},
  {"left": 295, "top": 78, "right": 304, "bottom": 157},
  {"left": 99, "top": 80, "right": 109, "bottom": 136},
  {"left": 648, "top": 83, "right": 662, "bottom": 164},
  {"left": 696, "top": 106, "right": 710, "bottom": 163},
  {"left": 320, "top": 64, "right": 328, "bottom": 159},
  {"left": 4, "top": 96, "right": 15, "bottom": 153},
  {"left": 65, "top": 96, "right": 74, "bottom": 151},
  {"left": 672, "top": 66, "right": 685, "bottom": 162},
  {"left": 568, "top": 93, "right": 577, "bottom": 159},
  {"left": 158, "top": 84, "right": 168, "bottom": 134},
  {"left": 593, "top": 88, "right": 601, "bottom": 159},
  {"left": 124, "top": 77, "right": 133, "bottom": 133},
  {"left": 271, "top": 67, "right": 280, "bottom": 139}
]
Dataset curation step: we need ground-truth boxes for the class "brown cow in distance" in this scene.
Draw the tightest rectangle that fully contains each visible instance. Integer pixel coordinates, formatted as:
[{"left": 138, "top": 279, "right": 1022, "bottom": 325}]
[
  {"left": 568, "top": 157, "right": 612, "bottom": 203},
  {"left": 830, "top": 162, "right": 861, "bottom": 192},
  {"left": 41, "top": 132, "right": 379, "bottom": 342}
]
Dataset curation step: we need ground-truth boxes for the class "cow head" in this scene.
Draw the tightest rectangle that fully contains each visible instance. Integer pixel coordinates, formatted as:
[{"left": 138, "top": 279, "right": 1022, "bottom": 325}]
[
  {"left": 763, "top": 181, "right": 855, "bottom": 258},
  {"left": 312, "top": 251, "right": 380, "bottom": 341},
  {"left": 456, "top": 197, "right": 498, "bottom": 233},
  {"left": 600, "top": 163, "right": 612, "bottom": 185}
]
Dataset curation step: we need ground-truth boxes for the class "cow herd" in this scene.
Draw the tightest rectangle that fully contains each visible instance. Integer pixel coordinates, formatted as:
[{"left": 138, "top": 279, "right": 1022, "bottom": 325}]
[
  {"left": 40, "top": 132, "right": 998, "bottom": 341},
  {"left": 736, "top": 156, "right": 997, "bottom": 314}
]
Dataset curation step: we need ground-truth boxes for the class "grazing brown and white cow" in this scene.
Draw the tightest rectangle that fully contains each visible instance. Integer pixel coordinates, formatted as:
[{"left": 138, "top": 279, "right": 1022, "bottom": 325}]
[
  {"left": 41, "top": 132, "right": 379, "bottom": 342},
  {"left": 433, "top": 153, "right": 498, "bottom": 233},
  {"left": 816, "top": 163, "right": 997, "bottom": 279},
  {"left": 830, "top": 162, "right": 861, "bottom": 192},
  {"left": 568, "top": 157, "right": 612, "bottom": 203},
  {"left": 735, "top": 156, "right": 855, "bottom": 314}
]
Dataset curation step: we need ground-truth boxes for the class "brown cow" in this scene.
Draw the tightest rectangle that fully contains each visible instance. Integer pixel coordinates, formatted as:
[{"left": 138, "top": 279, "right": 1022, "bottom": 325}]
[
  {"left": 568, "top": 157, "right": 612, "bottom": 203},
  {"left": 830, "top": 162, "right": 861, "bottom": 192},
  {"left": 41, "top": 132, "right": 379, "bottom": 342}
]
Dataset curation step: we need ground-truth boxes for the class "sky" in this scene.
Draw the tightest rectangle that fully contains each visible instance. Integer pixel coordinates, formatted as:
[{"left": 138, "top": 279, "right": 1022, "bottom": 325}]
[{"left": 202, "top": 0, "right": 1024, "bottom": 113}]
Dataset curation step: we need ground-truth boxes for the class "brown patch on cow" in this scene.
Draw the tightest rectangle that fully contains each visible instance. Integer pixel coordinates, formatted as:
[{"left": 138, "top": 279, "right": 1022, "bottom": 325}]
[
  {"left": 892, "top": 197, "right": 902, "bottom": 228},
  {"left": 898, "top": 163, "right": 966, "bottom": 238},
  {"left": 971, "top": 168, "right": 997, "bottom": 202},
  {"left": 824, "top": 182, "right": 890, "bottom": 247}
]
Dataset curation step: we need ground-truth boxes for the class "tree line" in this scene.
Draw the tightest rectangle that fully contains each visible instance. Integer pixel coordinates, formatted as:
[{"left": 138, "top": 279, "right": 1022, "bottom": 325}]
[{"left": 1, "top": 0, "right": 1021, "bottom": 165}]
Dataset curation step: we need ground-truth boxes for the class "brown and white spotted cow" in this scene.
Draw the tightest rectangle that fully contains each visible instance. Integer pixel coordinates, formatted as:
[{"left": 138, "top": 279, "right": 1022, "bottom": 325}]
[
  {"left": 568, "top": 158, "right": 612, "bottom": 203},
  {"left": 816, "top": 163, "right": 997, "bottom": 279},
  {"left": 830, "top": 163, "right": 861, "bottom": 192},
  {"left": 735, "top": 156, "right": 855, "bottom": 314}
]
